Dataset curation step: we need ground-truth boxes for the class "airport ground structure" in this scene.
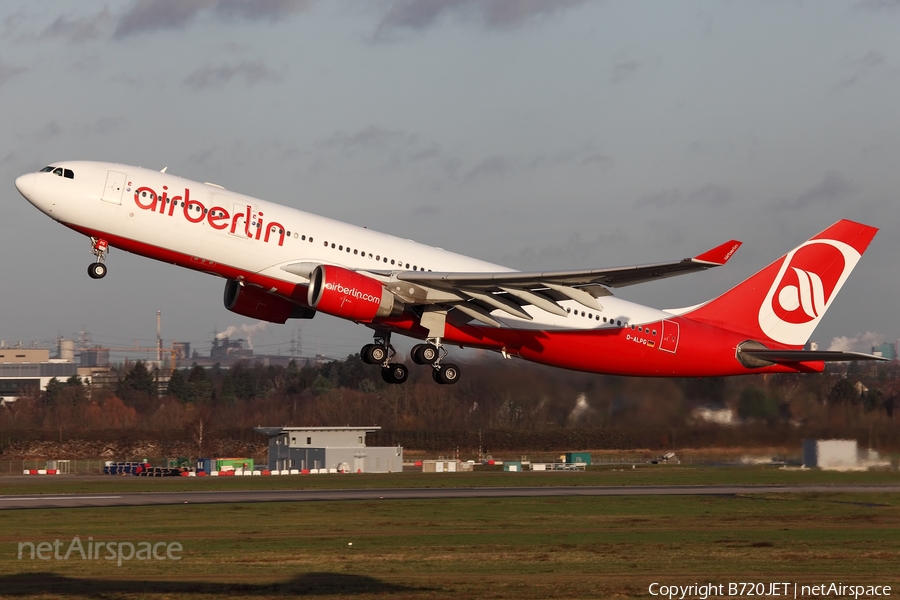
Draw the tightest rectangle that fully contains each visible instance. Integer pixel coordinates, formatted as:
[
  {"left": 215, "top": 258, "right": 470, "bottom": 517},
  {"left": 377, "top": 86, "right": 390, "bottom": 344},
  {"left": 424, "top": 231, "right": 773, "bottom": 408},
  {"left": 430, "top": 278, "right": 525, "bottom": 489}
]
[{"left": 255, "top": 426, "right": 402, "bottom": 473}]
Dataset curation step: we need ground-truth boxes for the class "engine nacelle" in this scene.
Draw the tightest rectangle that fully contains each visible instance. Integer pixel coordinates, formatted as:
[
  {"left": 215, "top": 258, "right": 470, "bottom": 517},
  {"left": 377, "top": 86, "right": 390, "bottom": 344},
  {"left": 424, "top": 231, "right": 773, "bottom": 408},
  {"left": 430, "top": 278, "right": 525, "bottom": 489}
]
[
  {"left": 224, "top": 280, "right": 314, "bottom": 324},
  {"left": 307, "top": 265, "right": 400, "bottom": 322}
]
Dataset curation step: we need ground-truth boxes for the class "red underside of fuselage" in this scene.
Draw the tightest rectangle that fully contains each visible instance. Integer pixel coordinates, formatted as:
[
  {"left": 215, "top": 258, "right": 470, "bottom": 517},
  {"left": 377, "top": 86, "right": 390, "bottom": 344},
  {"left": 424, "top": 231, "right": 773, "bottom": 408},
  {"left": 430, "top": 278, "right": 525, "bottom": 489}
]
[{"left": 66, "top": 222, "right": 822, "bottom": 377}]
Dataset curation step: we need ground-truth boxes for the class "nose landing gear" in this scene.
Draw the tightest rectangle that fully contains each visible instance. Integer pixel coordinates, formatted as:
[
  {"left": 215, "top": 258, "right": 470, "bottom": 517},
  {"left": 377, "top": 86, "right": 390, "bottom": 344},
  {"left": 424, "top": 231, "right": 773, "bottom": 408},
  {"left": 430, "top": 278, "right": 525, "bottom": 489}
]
[{"left": 88, "top": 238, "right": 109, "bottom": 279}]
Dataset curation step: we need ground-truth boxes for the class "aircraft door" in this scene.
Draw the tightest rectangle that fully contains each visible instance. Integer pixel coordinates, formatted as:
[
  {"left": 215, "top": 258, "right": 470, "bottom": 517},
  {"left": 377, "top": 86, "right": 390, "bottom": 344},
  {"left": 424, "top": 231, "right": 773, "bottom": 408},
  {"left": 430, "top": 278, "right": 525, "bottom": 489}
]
[
  {"left": 101, "top": 171, "right": 127, "bottom": 204},
  {"left": 659, "top": 319, "right": 680, "bottom": 353},
  {"left": 230, "top": 202, "right": 251, "bottom": 238}
]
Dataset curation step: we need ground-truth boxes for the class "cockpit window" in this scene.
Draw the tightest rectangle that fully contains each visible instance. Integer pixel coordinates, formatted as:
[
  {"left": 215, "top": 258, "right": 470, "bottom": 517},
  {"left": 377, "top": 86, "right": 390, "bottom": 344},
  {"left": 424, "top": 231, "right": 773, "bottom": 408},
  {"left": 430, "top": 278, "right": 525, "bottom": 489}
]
[{"left": 42, "top": 166, "right": 74, "bottom": 179}]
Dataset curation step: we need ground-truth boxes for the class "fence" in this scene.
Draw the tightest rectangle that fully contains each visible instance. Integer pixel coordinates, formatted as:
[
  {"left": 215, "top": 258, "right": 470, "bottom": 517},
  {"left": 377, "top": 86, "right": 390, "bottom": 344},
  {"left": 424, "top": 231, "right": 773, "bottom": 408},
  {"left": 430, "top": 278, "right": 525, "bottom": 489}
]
[{"left": 4, "top": 458, "right": 170, "bottom": 475}]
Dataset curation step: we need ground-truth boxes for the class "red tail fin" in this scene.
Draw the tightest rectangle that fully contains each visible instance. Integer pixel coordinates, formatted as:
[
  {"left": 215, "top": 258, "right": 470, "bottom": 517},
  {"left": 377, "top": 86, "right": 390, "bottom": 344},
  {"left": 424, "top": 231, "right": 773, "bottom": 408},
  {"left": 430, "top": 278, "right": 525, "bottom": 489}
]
[{"left": 684, "top": 220, "right": 878, "bottom": 348}]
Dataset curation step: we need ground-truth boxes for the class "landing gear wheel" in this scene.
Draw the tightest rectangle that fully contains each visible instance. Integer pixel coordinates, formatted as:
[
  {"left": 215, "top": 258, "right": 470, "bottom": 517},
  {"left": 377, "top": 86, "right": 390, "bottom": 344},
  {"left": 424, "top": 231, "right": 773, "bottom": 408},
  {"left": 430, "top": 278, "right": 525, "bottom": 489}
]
[
  {"left": 365, "top": 345, "right": 388, "bottom": 365},
  {"left": 381, "top": 363, "right": 409, "bottom": 384},
  {"left": 88, "top": 263, "right": 107, "bottom": 279},
  {"left": 432, "top": 363, "right": 460, "bottom": 385},
  {"left": 360, "top": 344, "right": 376, "bottom": 364},
  {"left": 411, "top": 343, "right": 439, "bottom": 365}
]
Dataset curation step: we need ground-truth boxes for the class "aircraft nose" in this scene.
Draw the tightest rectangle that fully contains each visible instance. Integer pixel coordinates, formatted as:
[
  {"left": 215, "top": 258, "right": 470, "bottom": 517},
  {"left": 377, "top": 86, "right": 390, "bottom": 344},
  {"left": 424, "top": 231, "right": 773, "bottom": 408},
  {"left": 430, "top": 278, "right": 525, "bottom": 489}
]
[{"left": 15, "top": 172, "right": 37, "bottom": 200}]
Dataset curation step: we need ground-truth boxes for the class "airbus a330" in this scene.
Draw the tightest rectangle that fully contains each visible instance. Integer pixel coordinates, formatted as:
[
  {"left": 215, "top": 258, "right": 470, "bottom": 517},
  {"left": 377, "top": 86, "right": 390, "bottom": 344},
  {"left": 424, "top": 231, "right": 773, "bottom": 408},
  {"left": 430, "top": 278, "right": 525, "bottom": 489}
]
[{"left": 15, "top": 161, "right": 884, "bottom": 385}]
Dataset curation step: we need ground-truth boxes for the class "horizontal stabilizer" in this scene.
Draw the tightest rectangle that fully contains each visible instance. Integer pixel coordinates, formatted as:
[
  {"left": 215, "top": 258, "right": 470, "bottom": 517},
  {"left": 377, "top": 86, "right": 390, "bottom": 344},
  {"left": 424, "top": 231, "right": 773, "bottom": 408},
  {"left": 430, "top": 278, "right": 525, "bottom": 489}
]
[{"left": 740, "top": 348, "right": 888, "bottom": 363}]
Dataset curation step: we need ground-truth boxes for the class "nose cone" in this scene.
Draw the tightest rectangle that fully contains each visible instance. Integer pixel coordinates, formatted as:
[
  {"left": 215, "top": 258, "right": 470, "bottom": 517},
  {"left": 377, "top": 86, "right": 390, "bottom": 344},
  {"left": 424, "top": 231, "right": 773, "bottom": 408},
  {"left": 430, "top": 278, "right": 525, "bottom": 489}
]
[{"left": 15, "top": 173, "right": 37, "bottom": 200}]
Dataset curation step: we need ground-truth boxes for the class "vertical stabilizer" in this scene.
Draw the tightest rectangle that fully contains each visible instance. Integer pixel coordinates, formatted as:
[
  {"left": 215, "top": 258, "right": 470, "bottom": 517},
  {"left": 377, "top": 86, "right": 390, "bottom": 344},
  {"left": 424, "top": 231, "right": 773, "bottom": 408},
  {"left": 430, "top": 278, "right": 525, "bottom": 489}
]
[{"left": 684, "top": 220, "right": 878, "bottom": 348}]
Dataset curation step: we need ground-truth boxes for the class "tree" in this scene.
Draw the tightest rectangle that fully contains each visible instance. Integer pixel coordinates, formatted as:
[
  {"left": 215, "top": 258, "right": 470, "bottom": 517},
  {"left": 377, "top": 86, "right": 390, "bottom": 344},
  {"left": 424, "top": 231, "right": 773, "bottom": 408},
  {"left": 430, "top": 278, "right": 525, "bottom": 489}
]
[
  {"left": 827, "top": 378, "right": 859, "bottom": 406},
  {"left": 166, "top": 369, "right": 188, "bottom": 402},
  {"left": 185, "top": 364, "right": 213, "bottom": 404},
  {"left": 737, "top": 387, "right": 779, "bottom": 423}
]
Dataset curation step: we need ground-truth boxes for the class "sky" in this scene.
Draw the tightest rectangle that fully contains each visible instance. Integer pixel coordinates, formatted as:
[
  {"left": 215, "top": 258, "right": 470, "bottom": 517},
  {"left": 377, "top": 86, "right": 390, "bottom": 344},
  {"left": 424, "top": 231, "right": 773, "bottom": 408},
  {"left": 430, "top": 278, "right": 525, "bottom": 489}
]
[{"left": 1, "top": 0, "right": 900, "bottom": 362}]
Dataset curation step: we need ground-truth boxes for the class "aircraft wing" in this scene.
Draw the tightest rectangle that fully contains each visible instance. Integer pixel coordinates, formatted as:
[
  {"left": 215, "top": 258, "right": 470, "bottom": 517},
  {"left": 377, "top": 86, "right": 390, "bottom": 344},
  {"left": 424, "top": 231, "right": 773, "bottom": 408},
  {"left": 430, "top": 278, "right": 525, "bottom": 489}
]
[
  {"left": 394, "top": 239, "right": 742, "bottom": 290},
  {"left": 374, "top": 239, "right": 741, "bottom": 326}
]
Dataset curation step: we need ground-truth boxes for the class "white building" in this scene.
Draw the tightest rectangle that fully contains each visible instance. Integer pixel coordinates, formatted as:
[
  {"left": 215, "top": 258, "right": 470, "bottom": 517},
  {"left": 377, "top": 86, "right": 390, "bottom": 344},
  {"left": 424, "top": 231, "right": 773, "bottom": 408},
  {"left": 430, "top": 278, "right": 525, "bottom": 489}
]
[
  {"left": 0, "top": 349, "right": 81, "bottom": 404},
  {"left": 255, "top": 426, "right": 403, "bottom": 473}
]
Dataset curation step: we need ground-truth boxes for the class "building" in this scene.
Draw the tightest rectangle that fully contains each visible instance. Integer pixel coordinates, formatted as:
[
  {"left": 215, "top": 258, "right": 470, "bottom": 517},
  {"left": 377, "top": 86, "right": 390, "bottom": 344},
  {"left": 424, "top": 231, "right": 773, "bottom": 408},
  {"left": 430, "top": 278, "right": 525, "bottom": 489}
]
[
  {"left": 871, "top": 342, "right": 898, "bottom": 361},
  {"left": 254, "top": 426, "right": 402, "bottom": 473},
  {"left": 0, "top": 349, "right": 78, "bottom": 403},
  {"left": 802, "top": 439, "right": 857, "bottom": 470}
]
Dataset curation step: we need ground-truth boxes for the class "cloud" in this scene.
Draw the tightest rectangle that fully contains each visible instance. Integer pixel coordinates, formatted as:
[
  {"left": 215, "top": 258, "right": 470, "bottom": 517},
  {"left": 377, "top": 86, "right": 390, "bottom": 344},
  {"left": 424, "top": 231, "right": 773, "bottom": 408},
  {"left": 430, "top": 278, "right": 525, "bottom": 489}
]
[
  {"left": 465, "top": 156, "right": 512, "bottom": 181},
  {"left": 79, "top": 116, "right": 127, "bottom": 136},
  {"left": 114, "top": 0, "right": 315, "bottom": 38},
  {"left": 183, "top": 61, "right": 283, "bottom": 89},
  {"left": 316, "top": 125, "right": 410, "bottom": 153},
  {"left": 611, "top": 60, "right": 640, "bottom": 84},
  {"left": 687, "top": 184, "right": 731, "bottom": 207},
  {"left": 374, "top": 0, "right": 592, "bottom": 40},
  {"left": 636, "top": 184, "right": 731, "bottom": 209},
  {"left": 0, "top": 59, "right": 25, "bottom": 87},
  {"left": 832, "top": 50, "right": 886, "bottom": 91},
  {"left": 636, "top": 188, "right": 682, "bottom": 209},
  {"left": 411, "top": 205, "right": 440, "bottom": 218},
  {"left": 215, "top": 0, "right": 316, "bottom": 20},
  {"left": 504, "top": 229, "right": 630, "bottom": 269},
  {"left": 778, "top": 171, "right": 856, "bottom": 210},
  {"left": 828, "top": 331, "right": 884, "bottom": 352},
  {"left": 855, "top": 0, "right": 900, "bottom": 10},
  {"left": 40, "top": 9, "right": 115, "bottom": 43},
  {"left": 115, "top": 0, "right": 214, "bottom": 38}
]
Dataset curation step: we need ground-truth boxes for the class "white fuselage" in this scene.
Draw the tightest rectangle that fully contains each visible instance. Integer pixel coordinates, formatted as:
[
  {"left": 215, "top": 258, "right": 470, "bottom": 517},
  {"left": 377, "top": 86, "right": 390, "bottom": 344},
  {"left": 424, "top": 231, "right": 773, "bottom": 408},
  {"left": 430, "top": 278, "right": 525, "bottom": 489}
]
[{"left": 16, "top": 161, "right": 671, "bottom": 332}]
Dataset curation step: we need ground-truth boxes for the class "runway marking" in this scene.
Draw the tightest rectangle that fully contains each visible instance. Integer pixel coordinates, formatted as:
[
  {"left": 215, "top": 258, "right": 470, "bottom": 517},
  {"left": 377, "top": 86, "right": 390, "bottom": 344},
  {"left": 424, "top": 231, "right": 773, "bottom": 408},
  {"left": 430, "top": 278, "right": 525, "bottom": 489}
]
[{"left": 0, "top": 496, "right": 123, "bottom": 501}]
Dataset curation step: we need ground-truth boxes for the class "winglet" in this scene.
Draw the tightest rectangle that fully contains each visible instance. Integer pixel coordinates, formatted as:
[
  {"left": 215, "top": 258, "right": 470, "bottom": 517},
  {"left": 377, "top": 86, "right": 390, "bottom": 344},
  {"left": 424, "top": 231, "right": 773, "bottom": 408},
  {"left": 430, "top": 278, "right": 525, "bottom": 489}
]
[{"left": 693, "top": 240, "right": 742, "bottom": 265}]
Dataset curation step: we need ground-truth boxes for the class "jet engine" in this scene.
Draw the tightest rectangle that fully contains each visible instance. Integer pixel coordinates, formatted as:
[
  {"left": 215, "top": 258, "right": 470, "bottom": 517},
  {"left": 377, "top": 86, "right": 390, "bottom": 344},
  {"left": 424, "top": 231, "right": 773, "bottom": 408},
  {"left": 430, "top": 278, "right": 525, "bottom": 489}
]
[
  {"left": 307, "top": 265, "right": 401, "bottom": 322},
  {"left": 224, "top": 280, "right": 314, "bottom": 324}
]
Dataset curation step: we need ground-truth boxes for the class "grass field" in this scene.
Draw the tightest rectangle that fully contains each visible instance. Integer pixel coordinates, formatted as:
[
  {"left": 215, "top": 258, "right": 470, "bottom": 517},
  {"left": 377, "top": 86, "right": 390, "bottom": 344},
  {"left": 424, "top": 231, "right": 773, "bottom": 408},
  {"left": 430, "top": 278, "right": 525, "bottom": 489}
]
[
  {"left": 1, "top": 477, "right": 899, "bottom": 599},
  {"left": 1, "top": 464, "right": 900, "bottom": 496}
]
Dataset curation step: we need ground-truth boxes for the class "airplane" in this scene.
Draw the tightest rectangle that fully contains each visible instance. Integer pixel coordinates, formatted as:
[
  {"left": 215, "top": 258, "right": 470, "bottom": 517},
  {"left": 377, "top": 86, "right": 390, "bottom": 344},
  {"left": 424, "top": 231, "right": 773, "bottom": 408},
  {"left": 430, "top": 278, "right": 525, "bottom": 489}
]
[{"left": 15, "top": 161, "right": 885, "bottom": 385}]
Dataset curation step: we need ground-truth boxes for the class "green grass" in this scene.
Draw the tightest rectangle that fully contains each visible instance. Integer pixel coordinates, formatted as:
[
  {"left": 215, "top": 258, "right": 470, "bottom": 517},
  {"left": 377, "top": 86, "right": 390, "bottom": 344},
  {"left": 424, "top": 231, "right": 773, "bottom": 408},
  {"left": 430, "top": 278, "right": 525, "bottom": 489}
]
[
  {"left": 1, "top": 493, "right": 899, "bottom": 599},
  {"left": 1, "top": 464, "right": 899, "bottom": 496}
]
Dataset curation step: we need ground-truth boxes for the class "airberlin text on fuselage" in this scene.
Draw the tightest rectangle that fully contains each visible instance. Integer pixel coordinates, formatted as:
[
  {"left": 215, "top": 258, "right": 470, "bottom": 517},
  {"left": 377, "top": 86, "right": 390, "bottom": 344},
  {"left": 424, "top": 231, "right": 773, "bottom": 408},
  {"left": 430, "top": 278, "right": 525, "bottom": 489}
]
[{"left": 132, "top": 185, "right": 286, "bottom": 246}]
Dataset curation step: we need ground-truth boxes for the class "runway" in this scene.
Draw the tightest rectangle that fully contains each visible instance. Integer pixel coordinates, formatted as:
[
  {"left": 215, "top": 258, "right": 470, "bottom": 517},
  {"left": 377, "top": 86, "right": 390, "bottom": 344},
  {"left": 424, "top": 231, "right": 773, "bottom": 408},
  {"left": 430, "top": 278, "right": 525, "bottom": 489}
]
[{"left": 2, "top": 484, "right": 899, "bottom": 510}]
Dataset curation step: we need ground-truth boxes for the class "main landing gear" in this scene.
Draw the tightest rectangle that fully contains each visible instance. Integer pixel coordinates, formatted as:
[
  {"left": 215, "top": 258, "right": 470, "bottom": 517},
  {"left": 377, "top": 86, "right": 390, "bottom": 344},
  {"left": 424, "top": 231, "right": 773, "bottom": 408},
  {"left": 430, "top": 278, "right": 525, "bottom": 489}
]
[
  {"left": 360, "top": 333, "right": 461, "bottom": 385},
  {"left": 411, "top": 338, "right": 461, "bottom": 385},
  {"left": 361, "top": 331, "right": 409, "bottom": 385},
  {"left": 87, "top": 238, "right": 109, "bottom": 279}
]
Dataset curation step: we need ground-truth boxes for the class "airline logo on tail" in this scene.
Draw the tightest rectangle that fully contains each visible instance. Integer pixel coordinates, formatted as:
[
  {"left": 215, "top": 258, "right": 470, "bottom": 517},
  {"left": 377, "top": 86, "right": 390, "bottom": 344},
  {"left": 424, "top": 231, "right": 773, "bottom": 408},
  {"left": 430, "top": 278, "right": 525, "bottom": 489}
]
[{"left": 758, "top": 239, "right": 861, "bottom": 345}]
